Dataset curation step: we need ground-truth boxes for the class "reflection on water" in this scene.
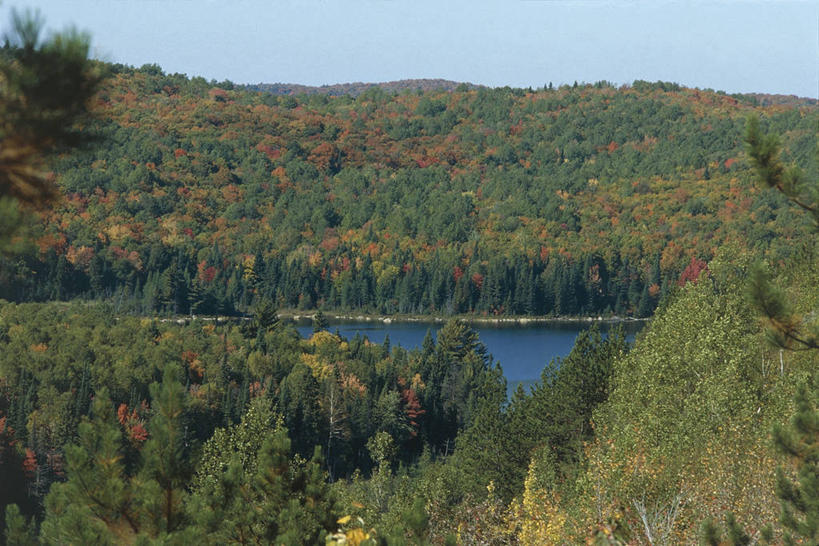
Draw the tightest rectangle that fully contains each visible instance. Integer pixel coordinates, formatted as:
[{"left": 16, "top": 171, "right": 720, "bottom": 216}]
[{"left": 292, "top": 318, "right": 644, "bottom": 388}]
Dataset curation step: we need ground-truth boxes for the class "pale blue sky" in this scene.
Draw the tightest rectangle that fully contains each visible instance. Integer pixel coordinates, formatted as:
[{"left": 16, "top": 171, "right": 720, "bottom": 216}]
[{"left": 16, "top": 0, "right": 819, "bottom": 97}]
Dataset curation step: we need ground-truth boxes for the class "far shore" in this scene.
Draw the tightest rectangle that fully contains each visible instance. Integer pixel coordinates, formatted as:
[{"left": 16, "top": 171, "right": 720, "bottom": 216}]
[{"left": 275, "top": 309, "right": 649, "bottom": 326}]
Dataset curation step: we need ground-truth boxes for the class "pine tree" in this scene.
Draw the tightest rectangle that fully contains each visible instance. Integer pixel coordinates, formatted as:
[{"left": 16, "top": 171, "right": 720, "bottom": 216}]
[
  {"left": 189, "top": 400, "right": 338, "bottom": 544},
  {"left": 703, "top": 113, "right": 819, "bottom": 546},
  {"left": 39, "top": 369, "right": 197, "bottom": 543},
  {"left": 39, "top": 387, "right": 139, "bottom": 544},
  {"left": 0, "top": 10, "right": 100, "bottom": 210},
  {"left": 313, "top": 309, "right": 329, "bottom": 333},
  {"left": 745, "top": 115, "right": 818, "bottom": 350}
]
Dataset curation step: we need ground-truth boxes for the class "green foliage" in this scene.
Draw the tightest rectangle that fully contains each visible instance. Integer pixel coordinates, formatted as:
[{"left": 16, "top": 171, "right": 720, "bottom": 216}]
[
  {"left": 603, "top": 266, "right": 760, "bottom": 464},
  {"left": 745, "top": 116, "right": 818, "bottom": 351},
  {"left": 40, "top": 370, "right": 198, "bottom": 544},
  {"left": 4, "top": 37, "right": 819, "bottom": 540},
  {"left": 39, "top": 387, "right": 136, "bottom": 544},
  {"left": 192, "top": 396, "right": 279, "bottom": 494},
  {"left": 528, "top": 325, "right": 627, "bottom": 470},
  {"left": 773, "top": 382, "right": 819, "bottom": 545},
  {"left": 746, "top": 115, "right": 819, "bottom": 230},
  {"left": 5, "top": 67, "right": 815, "bottom": 317},
  {"left": 0, "top": 9, "right": 100, "bottom": 208},
  {"left": 313, "top": 309, "right": 329, "bottom": 333},
  {"left": 190, "top": 400, "right": 338, "bottom": 544},
  {"left": 4, "top": 504, "right": 37, "bottom": 546}
]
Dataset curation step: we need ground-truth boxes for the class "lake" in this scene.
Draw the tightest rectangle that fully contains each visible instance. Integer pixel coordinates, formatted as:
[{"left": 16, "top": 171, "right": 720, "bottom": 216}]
[{"left": 292, "top": 318, "right": 644, "bottom": 391}]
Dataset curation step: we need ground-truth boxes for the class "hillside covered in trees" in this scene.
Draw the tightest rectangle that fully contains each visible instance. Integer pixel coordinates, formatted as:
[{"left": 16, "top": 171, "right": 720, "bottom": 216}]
[
  {"left": 245, "top": 79, "right": 479, "bottom": 97},
  {"left": 1, "top": 64, "right": 817, "bottom": 318},
  {"left": 2, "top": 246, "right": 817, "bottom": 543},
  {"left": 1, "top": 16, "right": 819, "bottom": 544}
]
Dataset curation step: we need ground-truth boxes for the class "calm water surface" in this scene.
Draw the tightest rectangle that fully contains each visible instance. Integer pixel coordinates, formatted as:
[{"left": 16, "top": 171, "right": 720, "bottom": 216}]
[{"left": 293, "top": 319, "right": 643, "bottom": 388}]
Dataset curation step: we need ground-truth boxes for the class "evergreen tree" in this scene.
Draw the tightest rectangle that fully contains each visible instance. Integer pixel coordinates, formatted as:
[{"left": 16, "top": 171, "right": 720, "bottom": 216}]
[
  {"left": 0, "top": 9, "right": 100, "bottom": 211},
  {"left": 745, "top": 115, "right": 818, "bottom": 350},
  {"left": 313, "top": 309, "right": 329, "bottom": 333},
  {"left": 39, "top": 369, "right": 197, "bottom": 543}
]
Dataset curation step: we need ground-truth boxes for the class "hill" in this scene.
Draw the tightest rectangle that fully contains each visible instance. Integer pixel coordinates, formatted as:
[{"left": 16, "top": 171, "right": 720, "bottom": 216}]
[
  {"left": 1, "top": 64, "right": 817, "bottom": 318},
  {"left": 244, "top": 78, "right": 480, "bottom": 97}
]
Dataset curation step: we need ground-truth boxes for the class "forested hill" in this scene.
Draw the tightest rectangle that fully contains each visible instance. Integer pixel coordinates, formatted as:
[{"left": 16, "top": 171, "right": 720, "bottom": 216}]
[
  {"left": 245, "top": 78, "right": 479, "bottom": 97},
  {"left": 2, "top": 64, "right": 817, "bottom": 317}
]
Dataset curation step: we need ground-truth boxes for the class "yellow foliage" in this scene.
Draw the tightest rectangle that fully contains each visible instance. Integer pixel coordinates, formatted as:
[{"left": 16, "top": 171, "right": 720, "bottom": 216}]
[
  {"left": 159, "top": 217, "right": 186, "bottom": 247},
  {"left": 307, "top": 329, "right": 340, "bottom": 348},
  {"left": 326, "top": 515, "right": 375, "bottom": 545},
  {"left": 242, "top": 254, "right": 257, "bottom": 282},
  {"left": 410, "top": 372, "right": 425, "bottom": 391},
  {"left": 508, "top": 461, "right": 568, "bottom": 544},
  {"left": 300, "top": 353, "right": 333, "bottom": 380},
  {"left": 104, "top": 223, "right": 132, "bottom": 242}
]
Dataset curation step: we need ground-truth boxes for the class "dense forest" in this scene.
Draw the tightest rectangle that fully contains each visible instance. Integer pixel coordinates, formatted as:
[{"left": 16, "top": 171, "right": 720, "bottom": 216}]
[
  {"left": 2, "top": 13, "right": 819, "bottom": 545},
  {"left": 2, "top": 243, "right": 818, "bottom": 543},
  {"left": 0, "top": 62, "right": 816, "bottom": 318}
]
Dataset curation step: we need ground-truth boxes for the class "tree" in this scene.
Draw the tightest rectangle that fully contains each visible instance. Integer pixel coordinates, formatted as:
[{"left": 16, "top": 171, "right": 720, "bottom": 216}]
[
  {"left": 0, "top": 9, "right": 100, "bottom": 211},
  {"left": 745, "top": 115, "right": 818, "bottom": 350},
  {"left": 700, "top": 114, "right": 819, "bottom": 546},
  {"left": 745, "top": 116, "right": 819, "bottom": 230},
  {"left": 313, "top": 309, "right": 329, "bottom": 333},
  {"left": 39, "top": 369, "right": 196, "bottom": 543},
  {"left": 190, "top": 398, "right": 339, "bottom": 544},
  {"left": 772, "top": 383, "right": 819, "bottom": 545}
]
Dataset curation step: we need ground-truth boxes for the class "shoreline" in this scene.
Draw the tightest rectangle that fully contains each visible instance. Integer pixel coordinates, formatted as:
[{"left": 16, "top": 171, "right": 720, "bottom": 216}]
[
  {"left": 276, "top": 309, "right": 649, "bottom": 326},
  {"left": 0, "top": 300, "right": 648, "bottom": 326}
]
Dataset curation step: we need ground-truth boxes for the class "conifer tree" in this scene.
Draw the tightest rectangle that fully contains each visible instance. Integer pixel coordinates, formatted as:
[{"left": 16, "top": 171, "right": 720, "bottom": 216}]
[
  {"left": 313, "top": 309, "right": 329, "bottom": 333},
  {"left": 745, "top": 115, "right": 818, "bottom": 350},
  {"left": 189, "top": 399, "right": 338, "bottom": 544},
  {"left": 39, "top": 369, "right": 197, "bottom": 543},
  {"left": 0, "top": 9, "right": 100, "bottom": 209},
  {"left": 702, "top": 114, "right": 819, "bottom": 546}
]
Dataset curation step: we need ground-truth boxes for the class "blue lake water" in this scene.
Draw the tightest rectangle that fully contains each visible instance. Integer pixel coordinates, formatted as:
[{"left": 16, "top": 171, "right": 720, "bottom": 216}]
[{"left": 293, "top": 318, "right": 644, "bottom": 389}]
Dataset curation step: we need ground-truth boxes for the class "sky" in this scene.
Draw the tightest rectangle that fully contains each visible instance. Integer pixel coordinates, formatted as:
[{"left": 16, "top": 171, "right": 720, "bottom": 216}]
[{"left": 15, "top": 0, "right": 819, "bottom": 98}]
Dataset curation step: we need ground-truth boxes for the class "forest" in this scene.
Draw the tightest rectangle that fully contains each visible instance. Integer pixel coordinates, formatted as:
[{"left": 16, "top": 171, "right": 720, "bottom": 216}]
[
  {"left": 1, "top": 12, "right": 819, "bottom": 546},
  {"left": 0, "top": 59, "right": 817, "bottom": 319}
]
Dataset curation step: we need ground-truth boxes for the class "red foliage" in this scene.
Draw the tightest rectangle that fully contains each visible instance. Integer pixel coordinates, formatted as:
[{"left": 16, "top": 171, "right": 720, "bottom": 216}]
[
  {"left": 181, "top": 350, "right": 199, "bottom": 364},
  {"left": 471, "top": 272, "right": 484, "bottom": 290},
  {"left": 416, "top": 156, "right": 438, "bottom": 168},
  {"left": 129, "top": 423, "right": 148, "bottom": 444},
  {"left": 22, "top": 448, "right": 37, "bottom": 477},
  {"left": 198, "top": 261, "right": 218, "bottom": 283},
  {"left": 117, "top": 403, "right": 129, "bottom": 426},
  {"left": 208, "top": 88, "right": 229, "bottom": 101},
  {"left": 118, "top": 403, "right": 149, "bottom": 447},
  {"left": 308, "top": 142, "right": 340, "bottom": 172},
  {"left": 678, "top": 256, "right": 709, "bottom": 286},
  {"left": 453, "top": 266, "right": 464, "bottom": 282},
  {"left": 400, "top": 386, "right": 425, "bottom": 437}
]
